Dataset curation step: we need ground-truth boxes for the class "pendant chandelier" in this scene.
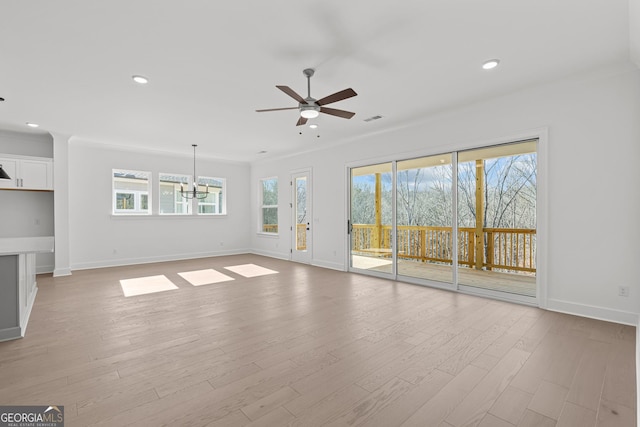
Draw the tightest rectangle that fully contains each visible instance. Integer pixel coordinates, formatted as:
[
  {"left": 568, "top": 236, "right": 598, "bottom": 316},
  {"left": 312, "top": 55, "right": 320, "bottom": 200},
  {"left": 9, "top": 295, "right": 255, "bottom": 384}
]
[{"left": 180, "top": 144, "right": 209, "bottom": 200}]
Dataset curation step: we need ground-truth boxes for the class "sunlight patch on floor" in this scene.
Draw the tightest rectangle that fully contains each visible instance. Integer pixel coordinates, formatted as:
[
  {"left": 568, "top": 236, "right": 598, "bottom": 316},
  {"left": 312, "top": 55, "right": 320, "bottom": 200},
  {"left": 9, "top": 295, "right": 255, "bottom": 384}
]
[
  {"left": 119, "top": 275, "right": 178, "bottom": 297},
  {"left": 224, "top": 263, "right": 279, "bottom": 278},
  {"left": 351, "top": 255, "right": 392, "bottom": 270},
  {"left": 178, "top": 269, "right": 235, "bottom": 286}
]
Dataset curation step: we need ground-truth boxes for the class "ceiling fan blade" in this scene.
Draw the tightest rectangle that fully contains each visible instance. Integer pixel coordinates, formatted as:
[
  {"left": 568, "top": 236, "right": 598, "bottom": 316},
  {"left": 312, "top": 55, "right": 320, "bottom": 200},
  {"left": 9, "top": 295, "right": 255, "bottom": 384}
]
[
  {"left": 320, "top": 107, "right": 356, "bottom": 119},
  {"left": 316, "top": 88, "right": 357, "bottom": 106},
  {"left": 256, "top": 107, "right": 299, "bottom": 112},
  {"left": 296, "top": 116, "right": 308, "bottom": 126},
  {"left": 276, "top": 85, "right": 307, "bottom": 104}
]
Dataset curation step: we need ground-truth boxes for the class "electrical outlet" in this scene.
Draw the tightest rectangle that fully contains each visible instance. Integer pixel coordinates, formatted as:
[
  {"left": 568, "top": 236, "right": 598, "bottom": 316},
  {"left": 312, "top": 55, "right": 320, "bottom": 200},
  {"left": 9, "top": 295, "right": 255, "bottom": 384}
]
[{"left": 618, "top": 286, "right": 630, "bottom": 297}]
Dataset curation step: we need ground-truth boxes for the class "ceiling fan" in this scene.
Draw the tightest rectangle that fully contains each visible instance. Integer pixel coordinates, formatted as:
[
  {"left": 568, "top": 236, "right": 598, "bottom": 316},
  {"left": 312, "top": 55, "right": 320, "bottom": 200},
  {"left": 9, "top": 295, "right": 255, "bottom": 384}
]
[{"left": 256, "top": 68, "right": 357, "bottom": 126}]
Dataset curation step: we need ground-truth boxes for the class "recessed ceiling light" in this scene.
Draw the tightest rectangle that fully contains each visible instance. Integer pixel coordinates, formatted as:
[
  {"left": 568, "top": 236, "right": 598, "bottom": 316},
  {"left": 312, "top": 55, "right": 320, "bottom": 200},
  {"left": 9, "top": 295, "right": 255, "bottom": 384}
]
[
  {"left": 132, "top": 75, "right": 149, "bottom": 84},
  {"left": 309, "top": 124, "right": 318, "bottom": 129},
  {"left": 482, "top": 59, "right": 500, "bottom": 70},
  {"left": 26, "top": 122, "right": 39, "bottom": 128}
]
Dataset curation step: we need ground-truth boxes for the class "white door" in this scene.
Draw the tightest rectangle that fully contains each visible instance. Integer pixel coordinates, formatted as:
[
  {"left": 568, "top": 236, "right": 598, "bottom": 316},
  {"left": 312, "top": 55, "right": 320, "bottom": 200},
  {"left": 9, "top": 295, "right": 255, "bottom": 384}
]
[{"left": 291, "top": 170, "right": 312, "bottom": 264}]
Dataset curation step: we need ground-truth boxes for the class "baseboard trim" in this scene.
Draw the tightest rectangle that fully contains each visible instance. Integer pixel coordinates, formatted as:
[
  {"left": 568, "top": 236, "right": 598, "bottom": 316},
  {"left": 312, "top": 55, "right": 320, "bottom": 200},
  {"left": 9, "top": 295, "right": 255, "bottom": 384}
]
[
  {"left": 547, "top": 298, "right": 638, "bottom": 326},
  {"left": 37, "top": 264, "right": 55, "bottom": 274},
  {"left": 71, "top": 249, "right": 250, "bottom": 271},
  {"left": 0, "top": 326, "right": 22, "bottom": 342},
  {"left": 311, "top": 259, "right": 345, "bottom": 271},
  {"left": 249, "top": 249, "right": 290, "bottom": 261},
  {"left": 53, "top": 267, "right": 72, "bottom": 277}
]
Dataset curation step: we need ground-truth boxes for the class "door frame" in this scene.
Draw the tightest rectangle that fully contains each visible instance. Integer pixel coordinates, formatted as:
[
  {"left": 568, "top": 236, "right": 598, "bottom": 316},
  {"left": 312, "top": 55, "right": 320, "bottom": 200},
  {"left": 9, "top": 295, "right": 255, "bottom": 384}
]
[
  {"left": 345, "top": 128, "right": 548, "bottom": 308},
  {"left": 290, "top": 168, "right": 312, "bottom": 264}
]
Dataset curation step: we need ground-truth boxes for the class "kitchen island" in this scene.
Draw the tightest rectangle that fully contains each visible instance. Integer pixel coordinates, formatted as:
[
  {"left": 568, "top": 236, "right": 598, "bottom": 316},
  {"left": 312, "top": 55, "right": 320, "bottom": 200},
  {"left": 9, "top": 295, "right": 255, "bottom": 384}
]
[{"left": 0, "top": 236, "right": 54, "bottom": 341}]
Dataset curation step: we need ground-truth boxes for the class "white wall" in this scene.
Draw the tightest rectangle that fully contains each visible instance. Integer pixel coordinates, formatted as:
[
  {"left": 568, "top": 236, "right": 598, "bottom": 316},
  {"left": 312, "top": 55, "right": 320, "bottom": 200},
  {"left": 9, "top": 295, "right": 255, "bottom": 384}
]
[
  {"left": 0, "top": 129, "right": 53, "bottom": 158},
  {"left": 68, "top": 141, "right": 251, "bottom": 270},
  {"left": 251, "top": 63, "right": 640, "bottom": 324}
]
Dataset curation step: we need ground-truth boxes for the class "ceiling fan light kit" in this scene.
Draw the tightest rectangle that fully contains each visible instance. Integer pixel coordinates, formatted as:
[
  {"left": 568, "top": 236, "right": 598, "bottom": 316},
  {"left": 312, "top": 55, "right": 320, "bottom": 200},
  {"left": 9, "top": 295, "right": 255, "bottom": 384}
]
[
  {"left": 300, "top": 106, "right": 320, "bottom": 119},
  {"left": 256, "top": 68, "right": 357, "bottom": 126}
]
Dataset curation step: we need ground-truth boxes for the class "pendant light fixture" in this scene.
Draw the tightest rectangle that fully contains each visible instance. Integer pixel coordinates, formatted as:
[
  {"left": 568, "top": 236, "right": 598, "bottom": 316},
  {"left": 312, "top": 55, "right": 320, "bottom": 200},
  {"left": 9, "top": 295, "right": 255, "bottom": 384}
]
[
  {"left": 0, "top": 164, "right": 11, "bottom": 180},
  {"left": 180, "top": 144, "right": 209, "bottom": 200}
]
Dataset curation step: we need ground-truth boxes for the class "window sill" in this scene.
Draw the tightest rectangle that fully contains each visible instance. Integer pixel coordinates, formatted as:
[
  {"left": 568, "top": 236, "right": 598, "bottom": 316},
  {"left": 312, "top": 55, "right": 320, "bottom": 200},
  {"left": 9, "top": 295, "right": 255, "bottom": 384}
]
[
  {"left": 110, "top": 214, "right": 227, "bottom": 219},
  {"left": 256, "top": 232, "right": 279, "bottom": 238}
]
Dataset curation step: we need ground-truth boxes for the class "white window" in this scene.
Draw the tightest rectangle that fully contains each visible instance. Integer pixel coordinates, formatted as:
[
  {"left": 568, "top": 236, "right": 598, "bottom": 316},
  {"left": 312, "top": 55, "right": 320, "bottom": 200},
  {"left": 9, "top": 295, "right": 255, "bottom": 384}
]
[
  {"left": 112, "top": 169, "right": 151, "bottom": 215},
  {"left": 197, "top": 176, "right": 226, "bottom": 215},
  {"left": 159, "top": 173, "right": 191, "bottom": 215},
  {"left": 260, "top": 177, "right": 278, "bottom": 233}
]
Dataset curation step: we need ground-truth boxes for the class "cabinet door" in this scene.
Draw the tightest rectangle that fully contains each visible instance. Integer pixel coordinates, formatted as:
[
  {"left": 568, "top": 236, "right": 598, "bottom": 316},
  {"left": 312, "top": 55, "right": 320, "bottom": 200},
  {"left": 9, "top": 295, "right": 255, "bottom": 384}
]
[
  {"left": 20, "top": 160, "right": 52, "bottom": 190},
  {"left": 0, "top": 158, "right": 19, "bottom": 189}
]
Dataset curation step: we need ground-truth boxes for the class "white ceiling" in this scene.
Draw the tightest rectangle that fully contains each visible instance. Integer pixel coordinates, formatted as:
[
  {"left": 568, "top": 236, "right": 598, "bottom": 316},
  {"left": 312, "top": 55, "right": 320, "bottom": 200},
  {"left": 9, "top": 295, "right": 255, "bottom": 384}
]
[{"left": 0, "top": 1, "right": 635, "bottom": 162}]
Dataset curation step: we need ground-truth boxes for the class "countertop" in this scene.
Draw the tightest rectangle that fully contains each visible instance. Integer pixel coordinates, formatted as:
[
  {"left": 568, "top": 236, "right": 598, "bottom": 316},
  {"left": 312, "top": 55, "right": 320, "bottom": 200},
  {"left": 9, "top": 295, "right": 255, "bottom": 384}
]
[{"left": 0, "top": 236, "right": 54, "bottom": 255}]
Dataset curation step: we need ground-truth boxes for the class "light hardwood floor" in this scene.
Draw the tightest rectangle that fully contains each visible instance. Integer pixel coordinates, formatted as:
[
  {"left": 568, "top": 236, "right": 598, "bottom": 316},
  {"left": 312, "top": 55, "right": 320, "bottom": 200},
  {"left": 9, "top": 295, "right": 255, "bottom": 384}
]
[{"left": 0, "top": 254, "right": 636, "bottom": 426}]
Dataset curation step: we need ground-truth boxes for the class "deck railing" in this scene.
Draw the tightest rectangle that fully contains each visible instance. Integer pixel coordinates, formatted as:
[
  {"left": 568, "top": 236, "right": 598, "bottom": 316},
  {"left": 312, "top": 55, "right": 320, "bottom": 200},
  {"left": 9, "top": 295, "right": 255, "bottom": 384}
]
[
  {"left": 352, "top": 224, "right": 536, "bottom": 273},
  {"left": 262, "top": 224, "right": 278, "bottom": 233},
  {"left": 296, "top": 224, "right": 307, "bottom": 250}
]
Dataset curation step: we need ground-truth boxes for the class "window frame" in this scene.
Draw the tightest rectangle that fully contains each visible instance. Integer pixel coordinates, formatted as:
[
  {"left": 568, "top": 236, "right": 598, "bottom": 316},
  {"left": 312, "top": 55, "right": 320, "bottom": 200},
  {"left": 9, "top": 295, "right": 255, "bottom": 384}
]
[
  {"left": 259, "top": 177, "right": 278, "bottom": 234},
  {"left": 158, "top": 172, "right": 192, "bottom": 215},
  {"left": 197, "top": 176, "right": 227, "bottom": 216},
  {"left": 112, "top": 169, "right": 152, "bottom": 215}
]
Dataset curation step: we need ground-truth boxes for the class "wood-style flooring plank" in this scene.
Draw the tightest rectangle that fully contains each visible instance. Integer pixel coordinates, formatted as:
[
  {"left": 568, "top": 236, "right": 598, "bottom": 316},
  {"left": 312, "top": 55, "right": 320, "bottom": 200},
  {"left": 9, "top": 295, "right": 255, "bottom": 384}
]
[
  {"left": 488, "top": 385, "right": 533, "bottom": 425},
  {"left": 527, "top": 380, "right": 569, "bottom": 420},
  {"left": 445, "top": 348, "right": 531, "bottom": 427},
  {"left": 556, "top": 402, "right": 596, "bottom": 427},
  {"left": 240, "top": 386, "right": 299, "bottom": 421},
  {"left": 288, "top": 384, "right": 370, "bottom": 427},
  {"left": 398, "top": 365, "right": 486, "bottom": 427}
]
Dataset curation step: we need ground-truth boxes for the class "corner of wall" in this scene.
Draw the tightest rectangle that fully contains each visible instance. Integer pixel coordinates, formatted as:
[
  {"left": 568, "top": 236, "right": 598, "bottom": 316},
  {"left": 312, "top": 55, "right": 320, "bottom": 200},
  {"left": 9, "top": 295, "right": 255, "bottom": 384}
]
[
  {"left": 546, "top": 298, "right": 638, "bottom": 326},
  {"left": 630, "top": 0, "right": 640, "bottom": 69}
]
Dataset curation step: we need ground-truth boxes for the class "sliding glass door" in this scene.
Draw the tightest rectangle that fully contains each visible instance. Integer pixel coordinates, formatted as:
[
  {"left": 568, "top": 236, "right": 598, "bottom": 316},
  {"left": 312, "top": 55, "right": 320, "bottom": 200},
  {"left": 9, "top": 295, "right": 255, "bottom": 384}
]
[
  {"left": 457, "top": 141, "right": 537, "bottom": 297},
  {"left": 396, "top": 154, "right": 453, "bottom": 284},
  {"left": 349, "top": 163, "right": 393, "bottom": 275},
  {"left": 348, "top": 139, "right": 538, "bottom": 301}
]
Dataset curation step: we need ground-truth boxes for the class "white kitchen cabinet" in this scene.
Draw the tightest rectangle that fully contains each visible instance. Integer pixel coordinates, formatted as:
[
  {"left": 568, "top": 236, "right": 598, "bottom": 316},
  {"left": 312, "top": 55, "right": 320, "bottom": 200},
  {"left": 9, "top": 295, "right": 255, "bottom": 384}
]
[
  {"left": 0, "top": 237, "right": 54, "bottom": 341},
  {"left": 0, "top": 155, "right": 53, "bottom": 190}
]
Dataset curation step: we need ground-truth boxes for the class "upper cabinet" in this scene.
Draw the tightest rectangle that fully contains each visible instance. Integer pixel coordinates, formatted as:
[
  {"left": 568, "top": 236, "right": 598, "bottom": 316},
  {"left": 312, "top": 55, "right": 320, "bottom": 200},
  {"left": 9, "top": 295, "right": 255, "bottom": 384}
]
[{"left": 0, "top": 155, "right": 53, "bottom": 191}]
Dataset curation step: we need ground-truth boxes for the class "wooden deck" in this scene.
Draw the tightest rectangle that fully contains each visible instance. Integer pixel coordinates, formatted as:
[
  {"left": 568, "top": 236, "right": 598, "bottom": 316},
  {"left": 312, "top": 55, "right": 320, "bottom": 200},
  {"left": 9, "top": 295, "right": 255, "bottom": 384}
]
[{"left": 352, "top": 255, "right": 536, "bottom": 297}]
